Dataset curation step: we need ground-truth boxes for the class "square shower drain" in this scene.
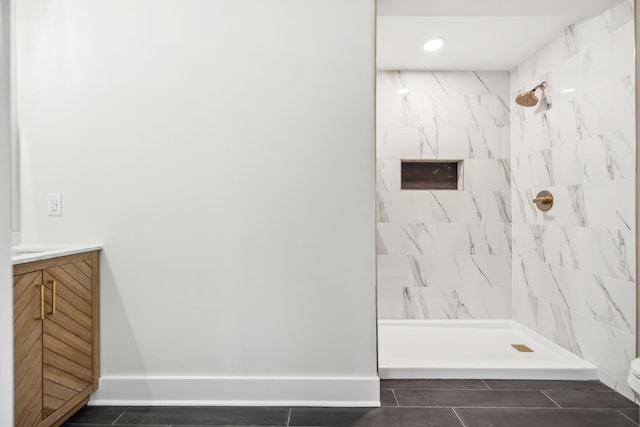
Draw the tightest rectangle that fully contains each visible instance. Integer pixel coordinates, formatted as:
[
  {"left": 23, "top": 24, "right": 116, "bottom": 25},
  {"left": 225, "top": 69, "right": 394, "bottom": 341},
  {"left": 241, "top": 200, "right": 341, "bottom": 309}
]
[{"left": 512, "top": 344, "right": 534, "bottom": 352}]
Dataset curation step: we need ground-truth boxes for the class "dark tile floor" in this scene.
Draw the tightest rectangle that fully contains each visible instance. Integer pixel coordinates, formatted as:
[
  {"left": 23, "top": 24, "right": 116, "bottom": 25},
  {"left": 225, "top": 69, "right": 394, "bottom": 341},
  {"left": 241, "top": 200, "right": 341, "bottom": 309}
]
[{"left": 63, "top": 379, "right": 639, "bottom": 426}]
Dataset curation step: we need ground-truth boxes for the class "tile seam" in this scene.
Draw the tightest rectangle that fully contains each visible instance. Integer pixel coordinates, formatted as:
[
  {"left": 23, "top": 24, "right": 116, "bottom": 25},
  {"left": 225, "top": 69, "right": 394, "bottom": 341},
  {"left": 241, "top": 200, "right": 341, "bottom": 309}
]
[
  {"left": 452, "top": 407, "right": 468, "bottom": 427},
  {"left": 111, "top": 407, "right": 128, "bottom": 425},
  {"left": 615, "top": 408, "right": 640, "bottom": 425},
  {"left": 396, "top": 405, "right": 563, "bottom": 409}
]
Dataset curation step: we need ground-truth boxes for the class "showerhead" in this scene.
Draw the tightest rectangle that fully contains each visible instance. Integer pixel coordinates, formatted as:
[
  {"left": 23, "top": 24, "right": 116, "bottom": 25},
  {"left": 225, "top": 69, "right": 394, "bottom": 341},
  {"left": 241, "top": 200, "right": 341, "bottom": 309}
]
[
  {"left": 516, "top": 91, "right": 539, "bottom": 107},
  {"left": 516, "top": 81, "right": 547, "bottom": 107}
]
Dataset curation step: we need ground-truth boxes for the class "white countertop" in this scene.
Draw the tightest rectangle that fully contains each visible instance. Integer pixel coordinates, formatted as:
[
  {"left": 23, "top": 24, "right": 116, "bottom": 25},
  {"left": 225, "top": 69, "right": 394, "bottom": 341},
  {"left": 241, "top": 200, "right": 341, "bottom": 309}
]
[{"left": 12, "top": 244, "right": 103, "bottom": 265}]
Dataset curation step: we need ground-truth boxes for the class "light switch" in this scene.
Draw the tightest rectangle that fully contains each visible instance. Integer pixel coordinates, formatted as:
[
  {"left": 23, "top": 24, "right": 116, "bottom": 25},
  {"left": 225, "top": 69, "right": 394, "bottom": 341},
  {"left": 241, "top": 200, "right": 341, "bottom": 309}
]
[{"left": 47, "top": 193, "right": 62, "bottom": 216}]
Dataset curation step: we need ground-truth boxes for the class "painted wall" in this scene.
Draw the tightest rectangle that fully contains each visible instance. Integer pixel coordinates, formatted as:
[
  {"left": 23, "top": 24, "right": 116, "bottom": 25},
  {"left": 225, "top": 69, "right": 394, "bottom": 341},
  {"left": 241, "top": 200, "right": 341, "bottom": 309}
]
[
  {"left": 511, "top": 0, "right": 636, "bottom": 398},
  {"left": 16, "top": 0, "right": 377, "bottom": 405},
  {"left": 0, "top": 0, "right": 14, "bottom": 422},
  {"left": 376, "top": 71, "right": 512, "bottom": 319},
  {"left": 637, "top": 0, "right": 640, "bottom": 361}
]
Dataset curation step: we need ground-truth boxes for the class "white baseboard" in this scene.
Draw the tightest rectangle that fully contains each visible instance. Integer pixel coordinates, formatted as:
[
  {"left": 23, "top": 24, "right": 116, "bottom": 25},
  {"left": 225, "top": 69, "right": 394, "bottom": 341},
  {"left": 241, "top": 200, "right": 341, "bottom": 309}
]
[{"left": 89, "top": 375, "right": 380, "bottom": 407}]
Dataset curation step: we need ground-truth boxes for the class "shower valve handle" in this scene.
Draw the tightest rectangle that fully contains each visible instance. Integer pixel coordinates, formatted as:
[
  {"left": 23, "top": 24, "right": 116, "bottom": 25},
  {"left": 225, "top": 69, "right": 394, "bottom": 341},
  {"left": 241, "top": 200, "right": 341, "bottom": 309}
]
[
  {"left": 532, "top": 190, "right": 553, "bottom": 211},
  {"left": 532, "top": 196, "right": 551, "bottom": 203}
]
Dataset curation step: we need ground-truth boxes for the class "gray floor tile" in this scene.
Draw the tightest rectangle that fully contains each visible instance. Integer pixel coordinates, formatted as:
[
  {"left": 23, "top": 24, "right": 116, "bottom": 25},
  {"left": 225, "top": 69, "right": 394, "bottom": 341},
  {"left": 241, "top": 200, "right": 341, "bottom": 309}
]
[
  {"left": 63, "top": 425, "right": 167, "bottom": 427},
  {"left": 114, "top": 406, "right": 289, "bottom": 425},
  {"left": 381, "top": 379, "right": 488, "bottom": 390},
  {"left": 483, "top": 380, "right": 612, "bottom": 391},
  {"left": 289, "top": 407, "right": 378, "bottom": 426},
  {"left": 289, "top": 407, "right": 463, "bottom": 427},
  {"left": 394, "top": 389, "right": 556, "bottom": 408},
  {"left": 63, "top": 406, "right": 128, "bottom": 424},
  {"left": 380, "top": 389, "right": 398, "bottom": 407},
  {"left": 288, "top": 408, "right": 373, "bottom": 426},
  {"left": 544, "top": 390, "right": 639, "bottom": 409},
  {"left": 456, "top": 408, "right": 638, "bottom": 427},
  {"left": 618, "top": 408, "right": 640, "bottom": 425}
]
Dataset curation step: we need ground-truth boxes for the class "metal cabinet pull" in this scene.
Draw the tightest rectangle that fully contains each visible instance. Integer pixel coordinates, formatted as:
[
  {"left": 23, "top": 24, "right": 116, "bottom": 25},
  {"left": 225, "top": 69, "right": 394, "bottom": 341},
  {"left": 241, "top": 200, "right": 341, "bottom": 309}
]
[
  {"left": 35, "top": 284, "right": 45, "bottom": 320},
  {"left": 47, "top": 280, "right": 57, "bottom": 315}
]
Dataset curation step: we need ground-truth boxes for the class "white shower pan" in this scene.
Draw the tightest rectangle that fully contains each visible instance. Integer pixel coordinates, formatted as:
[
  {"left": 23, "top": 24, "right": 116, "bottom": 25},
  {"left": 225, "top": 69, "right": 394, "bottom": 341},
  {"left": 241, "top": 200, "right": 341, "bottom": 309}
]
[{"left": 378, "top": 320, "right": 597, "bottom": 380}]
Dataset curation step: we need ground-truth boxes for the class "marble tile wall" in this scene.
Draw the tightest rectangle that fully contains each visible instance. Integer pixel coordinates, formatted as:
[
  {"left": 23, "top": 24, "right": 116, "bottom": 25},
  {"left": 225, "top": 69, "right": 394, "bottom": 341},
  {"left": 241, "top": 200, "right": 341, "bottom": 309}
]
[
  {"left": 377, "top": 71, "right": 512, "bottom": 320},
  {"left": 510, "top": 0, "right": 636, "bottom": 398}
]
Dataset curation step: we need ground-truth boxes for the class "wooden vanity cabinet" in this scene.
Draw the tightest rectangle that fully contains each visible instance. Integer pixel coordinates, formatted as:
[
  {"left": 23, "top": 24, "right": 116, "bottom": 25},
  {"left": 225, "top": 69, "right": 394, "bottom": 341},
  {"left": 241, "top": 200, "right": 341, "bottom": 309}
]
[{"left": 13, "top": 251, "right": 100, "bottom": 427}]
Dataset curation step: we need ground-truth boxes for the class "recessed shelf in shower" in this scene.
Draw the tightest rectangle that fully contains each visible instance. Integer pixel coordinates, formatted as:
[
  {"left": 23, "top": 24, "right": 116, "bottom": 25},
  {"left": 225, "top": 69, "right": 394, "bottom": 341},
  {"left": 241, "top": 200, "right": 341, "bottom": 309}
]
[{"left": 401, "top": 160, "right": 463, "bottom": 190}]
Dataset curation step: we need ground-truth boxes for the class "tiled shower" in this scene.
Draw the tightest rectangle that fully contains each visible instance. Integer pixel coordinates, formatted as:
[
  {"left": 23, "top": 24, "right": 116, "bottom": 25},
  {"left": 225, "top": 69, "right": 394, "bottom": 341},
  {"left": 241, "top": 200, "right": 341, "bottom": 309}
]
[{"left": 376, "top": 0, "right": 636, "bottom": 398}]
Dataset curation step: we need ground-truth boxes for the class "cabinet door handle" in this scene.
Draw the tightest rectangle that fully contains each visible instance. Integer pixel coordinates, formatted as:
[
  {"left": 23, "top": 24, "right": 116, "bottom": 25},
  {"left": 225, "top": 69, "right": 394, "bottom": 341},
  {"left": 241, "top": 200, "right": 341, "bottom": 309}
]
[
  {"left": 47, "top": 280, "right": 57, "bottom": 315},
  {"left": 35, "top": 284, "right": 44, "bottom": 320}
]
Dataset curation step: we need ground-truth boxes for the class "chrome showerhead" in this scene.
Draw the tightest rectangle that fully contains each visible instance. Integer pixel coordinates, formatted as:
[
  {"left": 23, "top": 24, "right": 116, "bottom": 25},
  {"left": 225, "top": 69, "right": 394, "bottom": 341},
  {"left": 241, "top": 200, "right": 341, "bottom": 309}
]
[{"left": 516, "top": 81, "right": 547, "bottom": 107}]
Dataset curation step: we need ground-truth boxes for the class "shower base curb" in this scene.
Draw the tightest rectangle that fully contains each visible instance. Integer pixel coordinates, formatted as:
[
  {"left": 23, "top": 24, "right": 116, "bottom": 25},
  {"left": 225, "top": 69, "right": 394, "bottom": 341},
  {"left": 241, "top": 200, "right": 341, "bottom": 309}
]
[{"left": 378, "top": 319, "right": 598, "bottom": 381}]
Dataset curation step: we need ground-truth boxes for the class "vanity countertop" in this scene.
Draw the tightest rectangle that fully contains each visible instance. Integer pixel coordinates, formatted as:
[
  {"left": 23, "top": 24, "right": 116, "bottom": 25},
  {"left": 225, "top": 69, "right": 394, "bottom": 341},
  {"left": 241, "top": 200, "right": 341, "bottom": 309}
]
[{"left": 12, "top": 244, "right": 103, "bottom": 265}]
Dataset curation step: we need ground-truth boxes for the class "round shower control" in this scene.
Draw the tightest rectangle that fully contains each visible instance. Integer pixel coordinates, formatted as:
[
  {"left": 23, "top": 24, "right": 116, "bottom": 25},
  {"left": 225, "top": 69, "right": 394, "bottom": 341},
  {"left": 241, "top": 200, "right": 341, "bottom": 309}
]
[{"left": 532, "top": 190, "right": 553, "bottom": 211}]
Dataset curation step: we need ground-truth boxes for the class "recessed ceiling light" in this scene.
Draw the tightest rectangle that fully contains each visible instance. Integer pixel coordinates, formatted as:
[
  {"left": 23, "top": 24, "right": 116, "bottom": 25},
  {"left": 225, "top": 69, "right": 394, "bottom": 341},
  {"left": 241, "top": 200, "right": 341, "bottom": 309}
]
[
  {"left": 423, "top": 37, "right": 445, "bottom": 52},
  {"left": 560, "top": 88, "right": 575, "bottom": 94},
  {"left": 396, "top": 87, "right": 409, "bottom": 95}
]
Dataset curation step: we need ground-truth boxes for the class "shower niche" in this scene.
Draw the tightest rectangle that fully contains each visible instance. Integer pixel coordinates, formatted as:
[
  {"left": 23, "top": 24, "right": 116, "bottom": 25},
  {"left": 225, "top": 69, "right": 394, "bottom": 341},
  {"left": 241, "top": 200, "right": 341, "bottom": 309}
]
[{"left": 400, "top": 160, "right": 463, "bottom": 190}]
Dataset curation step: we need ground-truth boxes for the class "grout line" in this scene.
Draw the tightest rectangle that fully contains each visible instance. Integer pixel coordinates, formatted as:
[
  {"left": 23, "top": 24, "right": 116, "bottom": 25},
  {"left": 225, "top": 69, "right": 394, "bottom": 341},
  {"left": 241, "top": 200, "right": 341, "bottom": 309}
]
[
  {"left": 382, "top": 387, "right": 504, "bottom": 391},
  {"left": 111, "top": 407, "right": 128, "bottom": 425},
  {"left": 538, "top": 391, "right": 561, "bottom": 408},
  {"left": 286, "top": 406, "right": 292, "bottom": 426},
  {"left": 616, "top": 409, "right": 640, "bottom": 426},
  {"left": 391, "top": 389, "right": 400, "bottom": 406},
  {"left": 534, "top": 406, "right": 640, "bottom": 412},
  {"left": 403, "top": 405, "right": 564, "bottom": 409},
  {"left": 451, "top": 408, "right": 468, "bottom": 427}
]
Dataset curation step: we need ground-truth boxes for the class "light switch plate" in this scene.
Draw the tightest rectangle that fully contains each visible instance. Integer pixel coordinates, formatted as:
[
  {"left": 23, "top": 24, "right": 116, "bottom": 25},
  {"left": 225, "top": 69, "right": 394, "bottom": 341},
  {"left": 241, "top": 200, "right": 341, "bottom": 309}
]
[{"left": 47, "top": 193, "right": 62, "bottom": 216}]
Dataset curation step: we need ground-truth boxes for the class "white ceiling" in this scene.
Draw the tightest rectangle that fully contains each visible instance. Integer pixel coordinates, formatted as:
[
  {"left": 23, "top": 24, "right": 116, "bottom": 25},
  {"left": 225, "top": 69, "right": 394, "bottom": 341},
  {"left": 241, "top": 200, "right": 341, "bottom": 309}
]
[{"left": 376, "top": 0, "right": 621, "bottom": 71}]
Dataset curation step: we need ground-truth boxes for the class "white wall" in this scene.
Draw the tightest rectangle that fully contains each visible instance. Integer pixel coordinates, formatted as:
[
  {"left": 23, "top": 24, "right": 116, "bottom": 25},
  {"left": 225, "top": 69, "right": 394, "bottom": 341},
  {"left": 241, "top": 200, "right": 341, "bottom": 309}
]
[
  {"left": 637, "top": 0, "right": 640, "bottom": 361},
  {"left": 17, "top": 0, "right": 377, "bottom": 405},
  {"left": 0, "top": 0, "right": 13, "bottom": 422}
]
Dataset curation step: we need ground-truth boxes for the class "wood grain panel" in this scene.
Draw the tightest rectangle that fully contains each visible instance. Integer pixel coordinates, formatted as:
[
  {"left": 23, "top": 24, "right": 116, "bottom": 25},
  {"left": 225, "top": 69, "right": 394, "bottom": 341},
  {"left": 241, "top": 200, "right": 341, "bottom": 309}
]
[
  {"left": 42, "top": 365, "right": 88, "bottom": 393},
  {"left": 50, "top": 284, "right": 91, "bottom": 318},
  {"left": 48, "top": 396, "right": 90, "bottom": 427},
  {"left": 42, "top": 408, "right": 53, "bottom": 420},
  {"left": 91, "top": 251, "right": 100, "bottom": 389},
  {"left": 43, "top": 379, "right": 78, "bottom": 402},
  {"left": 46, "top": 266, "right": 92, "bottom": 306},
  {"left": 14, "top": 273, "right": 37, "bottom": 310},
  {"left": 44, "top": 305, "right": 93, "bottom": 344},
  {"left": 44, "top": 350, "right": 92, "bottom": 381},
  {"left": 14, "top": 275, "right": 41, "bottom": 337},
  {"left": 43, "top": 261, "right": 94, "bottom": 422},
  {"left": 13, "top": 271, "right": 43, "bottom": 427},
  {"left": 43, "top": 333, "right": 92, "bottom": 369},
  {"left": 43, "top": 393, "right": 66, "bottom": 414},
  {"left": 14, "top": 338, "right": 42, "bottom": 427},
  {"left": 14, "top": 321, "right": 41, "bottom": 367},
  {"left": 13, "top": 251, "right": 100, "bottom": 427},
  {"left": 76, "top": 260, "right": 93, "bottom": 280},
  {"left": 50, "top": 296, "right": 92, "bottom": 330},
  {"left": 61, "top": 263, "right": 92, "bottom": 291},
  {"left": 13, "top": 252, "right": 93, "bottom": 276}
]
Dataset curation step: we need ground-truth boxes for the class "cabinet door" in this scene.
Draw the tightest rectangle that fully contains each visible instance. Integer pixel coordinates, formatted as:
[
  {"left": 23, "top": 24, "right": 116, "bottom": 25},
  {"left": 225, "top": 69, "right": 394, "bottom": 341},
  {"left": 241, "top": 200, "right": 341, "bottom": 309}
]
[
  {"left": 14, "top": 271, "right": 44, "bottom": 427},
  {"left": 42, "top": 260, "right": 94, "bottom": 420}
]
